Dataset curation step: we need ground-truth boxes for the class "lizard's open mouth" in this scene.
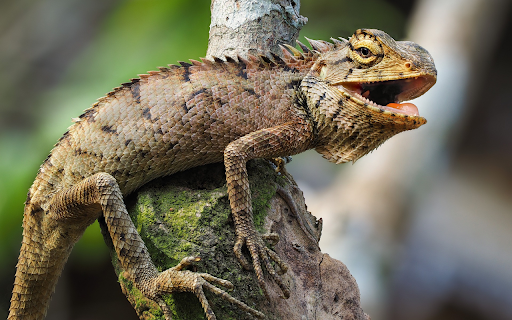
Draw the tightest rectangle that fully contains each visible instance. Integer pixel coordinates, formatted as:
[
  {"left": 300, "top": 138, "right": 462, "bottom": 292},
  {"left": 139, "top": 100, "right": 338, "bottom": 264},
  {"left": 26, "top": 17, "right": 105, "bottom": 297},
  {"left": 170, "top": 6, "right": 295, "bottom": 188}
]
[{"left": 338, "top": 76, "right": 433, "bottom": 117}]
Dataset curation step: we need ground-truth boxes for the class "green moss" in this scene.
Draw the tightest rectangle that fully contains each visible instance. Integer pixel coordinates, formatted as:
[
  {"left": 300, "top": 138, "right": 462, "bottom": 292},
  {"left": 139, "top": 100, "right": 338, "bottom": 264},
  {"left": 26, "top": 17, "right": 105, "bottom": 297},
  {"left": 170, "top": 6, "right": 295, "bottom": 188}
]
[
  {"left": 111, "top": 160, "right": 289, "bottom": 319},
  {"left": 247, "top": 160, "right": 288, "bottom": 230}
]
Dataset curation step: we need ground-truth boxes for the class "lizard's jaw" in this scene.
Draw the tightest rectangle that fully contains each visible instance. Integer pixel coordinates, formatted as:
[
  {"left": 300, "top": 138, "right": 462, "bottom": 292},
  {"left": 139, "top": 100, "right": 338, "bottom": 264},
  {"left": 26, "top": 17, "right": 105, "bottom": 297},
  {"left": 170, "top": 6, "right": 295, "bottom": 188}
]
[{"left": 337, "top": 76, "right": 434, "bottom": 117}]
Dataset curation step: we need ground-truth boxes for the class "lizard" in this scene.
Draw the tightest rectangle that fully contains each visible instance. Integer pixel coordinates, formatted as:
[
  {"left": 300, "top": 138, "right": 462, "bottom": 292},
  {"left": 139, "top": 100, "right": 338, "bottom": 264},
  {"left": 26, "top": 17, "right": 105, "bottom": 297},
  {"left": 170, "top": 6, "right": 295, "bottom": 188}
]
[{"left": 8, "top": 28, "right": 436, "bottom": 320}]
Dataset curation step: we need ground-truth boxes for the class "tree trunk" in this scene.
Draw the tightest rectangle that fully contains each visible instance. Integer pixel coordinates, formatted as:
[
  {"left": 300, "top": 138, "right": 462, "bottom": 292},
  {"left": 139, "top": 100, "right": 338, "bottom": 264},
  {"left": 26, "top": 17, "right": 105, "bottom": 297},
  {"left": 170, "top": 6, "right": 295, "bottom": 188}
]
[
  {"left": 106, "top": 1, "right": 369, "bottom": 319},
  {"left": 207, "top": 0, "right": 307, "bottom": 58}
]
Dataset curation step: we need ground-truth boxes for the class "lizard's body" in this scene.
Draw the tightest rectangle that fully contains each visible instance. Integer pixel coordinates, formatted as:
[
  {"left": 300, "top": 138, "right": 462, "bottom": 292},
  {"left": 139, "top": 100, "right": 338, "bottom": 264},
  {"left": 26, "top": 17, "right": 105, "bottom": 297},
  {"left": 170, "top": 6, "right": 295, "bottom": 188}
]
[
  {"left": 32, "top": 60, "right": 307, "bottom": 202},
  {"left": 9, "top": 29, "right": 436, "bottom": 319}
]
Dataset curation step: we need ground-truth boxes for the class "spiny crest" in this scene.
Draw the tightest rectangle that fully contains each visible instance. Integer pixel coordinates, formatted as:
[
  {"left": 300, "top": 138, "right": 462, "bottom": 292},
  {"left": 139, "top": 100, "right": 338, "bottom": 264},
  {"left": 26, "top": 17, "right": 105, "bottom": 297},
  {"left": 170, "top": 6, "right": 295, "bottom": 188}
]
[
  {"left": 73, "top": 76, "right": 142, "bottom": 124},
  {"left": 102, "top": 77, "right": 142, "bottom": 98},
  {"left": 178, "top": 61, "right": 192, "bottom": 67},
  {"left": 304, "top": 37, "right": 334, "bottom": 53},
  {"left": 279, "top": 36, "right": 345, "bottom": 71},
  {"left": 195, "top": 52, "right": 303, "bottom": 73},
  {"left": 81, "top": 60, "right": 197, "bottom": 118},
  {"left": 121, "top": 77, "right": 141, "bottom": 88},
  {"left": 75, "top": 37, "right": 342, "bottom": 123}
]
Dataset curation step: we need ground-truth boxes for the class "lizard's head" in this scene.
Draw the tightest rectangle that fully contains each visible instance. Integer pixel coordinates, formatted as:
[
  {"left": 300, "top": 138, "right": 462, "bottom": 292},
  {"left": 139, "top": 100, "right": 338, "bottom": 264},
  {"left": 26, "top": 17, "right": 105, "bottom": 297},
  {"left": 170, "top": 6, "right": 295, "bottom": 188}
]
[
  {"left": 300, "top": 29, "right": 437, "bottom": 163},
  {"left": 313, "top": 28, "right": 436, "bottom": 124}
]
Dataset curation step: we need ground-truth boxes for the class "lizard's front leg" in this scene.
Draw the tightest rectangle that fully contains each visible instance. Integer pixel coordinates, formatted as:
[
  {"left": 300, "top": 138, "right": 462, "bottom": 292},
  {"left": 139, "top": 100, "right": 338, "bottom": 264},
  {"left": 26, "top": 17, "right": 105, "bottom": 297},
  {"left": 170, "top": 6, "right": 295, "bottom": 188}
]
[
  {"left": 224, "top": 120, "right": 314, "bottom": 299},
  {"left": 44, "top": 173, "right": 263, "bottom": 320}
]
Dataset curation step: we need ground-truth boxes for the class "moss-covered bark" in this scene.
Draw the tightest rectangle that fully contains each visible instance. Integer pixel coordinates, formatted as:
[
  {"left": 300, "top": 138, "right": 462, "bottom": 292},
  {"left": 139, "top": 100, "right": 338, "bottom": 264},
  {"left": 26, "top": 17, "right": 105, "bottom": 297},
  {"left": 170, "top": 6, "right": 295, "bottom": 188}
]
[
  {"left": 104, "top": 159, "right": 368, "bottom": 319},
  {"left": 106, "top": 160, "right": 283, "bottom": 319}
]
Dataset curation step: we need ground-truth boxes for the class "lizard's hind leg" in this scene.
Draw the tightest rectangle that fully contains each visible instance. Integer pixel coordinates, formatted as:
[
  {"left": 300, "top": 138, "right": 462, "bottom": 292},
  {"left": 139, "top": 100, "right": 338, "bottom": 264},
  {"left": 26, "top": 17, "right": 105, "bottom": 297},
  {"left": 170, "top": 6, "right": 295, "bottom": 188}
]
[
  {"left": 9, "top": 174, "right": 109, "bottom": 320},
  {"left": 47, "top": 172, "right": 263, "bottom": 320}
]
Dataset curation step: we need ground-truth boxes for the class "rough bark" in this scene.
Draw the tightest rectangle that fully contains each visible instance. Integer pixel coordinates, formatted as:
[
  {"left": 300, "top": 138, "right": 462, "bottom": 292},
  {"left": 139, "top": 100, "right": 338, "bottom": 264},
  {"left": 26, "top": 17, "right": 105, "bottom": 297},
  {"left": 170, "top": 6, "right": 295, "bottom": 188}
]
[
  {"left": 108, "top": 1, "right": 369, "bottom": 319},
  {"left": 207, "top": 0, "right": 307, "bottom": 58}
]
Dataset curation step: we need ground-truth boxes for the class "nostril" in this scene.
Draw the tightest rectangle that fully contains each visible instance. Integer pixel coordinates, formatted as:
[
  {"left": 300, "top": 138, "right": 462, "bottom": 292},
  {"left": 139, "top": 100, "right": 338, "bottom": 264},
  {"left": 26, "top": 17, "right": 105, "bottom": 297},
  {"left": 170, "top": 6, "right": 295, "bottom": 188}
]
[{"left": 405, "top": 62, "right": 412, "bottom": 69}]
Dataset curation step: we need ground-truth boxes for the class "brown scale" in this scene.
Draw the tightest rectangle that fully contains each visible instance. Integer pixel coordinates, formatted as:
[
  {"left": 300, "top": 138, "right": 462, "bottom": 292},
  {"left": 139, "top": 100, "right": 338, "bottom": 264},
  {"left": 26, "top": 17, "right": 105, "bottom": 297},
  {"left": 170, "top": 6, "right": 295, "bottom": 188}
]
[{"left": 9, "top": 29, "right": 436, "bottom": 320}]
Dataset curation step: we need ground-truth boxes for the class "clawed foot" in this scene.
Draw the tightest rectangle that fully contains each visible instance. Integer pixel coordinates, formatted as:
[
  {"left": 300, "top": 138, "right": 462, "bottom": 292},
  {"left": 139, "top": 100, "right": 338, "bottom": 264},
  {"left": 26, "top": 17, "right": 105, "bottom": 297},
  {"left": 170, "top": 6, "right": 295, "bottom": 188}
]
[
  {"left": 149, "top": 256, "right": 265, "bottom": 320},
  {"left": 234, "top": 231, "right": 290, "bottom": 299}
]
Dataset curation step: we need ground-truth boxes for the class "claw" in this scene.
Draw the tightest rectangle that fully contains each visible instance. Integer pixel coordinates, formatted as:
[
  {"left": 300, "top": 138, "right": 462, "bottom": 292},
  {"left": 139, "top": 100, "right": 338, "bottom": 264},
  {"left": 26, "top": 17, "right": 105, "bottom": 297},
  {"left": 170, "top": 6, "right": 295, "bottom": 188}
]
[
  {"left": 234, "top": 237, "right": 252, "bottom": 270},
  {"left": 264, "top": 247, "right": 288, "bottom": 275},
  {"left": 203, "top": 282, "right": 265, "bottom": 319},
  {"left": 147, "top": 257, "right": 264, "bottom": 320},
  {"left": 198, "top": 273, "right": 234, "bottom": 290},
  {"left": 260, "top": 250, "right": 289, "bottom": 299},
  {"left": 235, "top": 230, "right": 290, "bottom": 301},
  {"left": 248, "top": 244, "right": 269, "bottom": 299},
  {"left": 174, "top": 256, "right": 201, "bottom": 271}
]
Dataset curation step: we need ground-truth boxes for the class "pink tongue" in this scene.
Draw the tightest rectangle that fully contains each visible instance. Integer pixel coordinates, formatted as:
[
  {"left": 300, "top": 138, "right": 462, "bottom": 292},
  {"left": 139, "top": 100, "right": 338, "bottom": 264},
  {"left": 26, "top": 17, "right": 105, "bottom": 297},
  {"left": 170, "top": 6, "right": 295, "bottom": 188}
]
[{"left": 386, "top": 102, "right": 419, "bottom": 116}]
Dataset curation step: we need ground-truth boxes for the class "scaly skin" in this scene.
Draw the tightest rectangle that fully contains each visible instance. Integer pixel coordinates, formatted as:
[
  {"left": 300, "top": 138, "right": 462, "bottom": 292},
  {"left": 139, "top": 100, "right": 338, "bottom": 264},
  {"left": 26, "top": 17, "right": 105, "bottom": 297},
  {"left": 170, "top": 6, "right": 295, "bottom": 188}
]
[{"left": 9, "top": 29, "right": 436, "bottom": 320}]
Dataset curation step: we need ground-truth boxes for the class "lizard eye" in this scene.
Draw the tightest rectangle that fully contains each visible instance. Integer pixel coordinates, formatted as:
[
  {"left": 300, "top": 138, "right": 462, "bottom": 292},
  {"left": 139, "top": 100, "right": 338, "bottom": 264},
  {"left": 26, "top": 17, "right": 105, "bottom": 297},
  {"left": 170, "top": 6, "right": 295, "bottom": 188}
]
[
  {"left": 356, "top": 47, "right": 372, "bottom": 58},
  {"left": 349, "top": 38, "right": 383, "bottom": 68}
]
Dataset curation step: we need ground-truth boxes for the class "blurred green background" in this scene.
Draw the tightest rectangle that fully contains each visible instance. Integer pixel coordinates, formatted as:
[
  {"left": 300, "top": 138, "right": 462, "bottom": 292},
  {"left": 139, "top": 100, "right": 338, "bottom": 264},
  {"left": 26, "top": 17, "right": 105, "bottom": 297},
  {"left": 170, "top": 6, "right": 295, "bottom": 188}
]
[{"left": 1, "top": 0, "right": 511, "bottom": 319}]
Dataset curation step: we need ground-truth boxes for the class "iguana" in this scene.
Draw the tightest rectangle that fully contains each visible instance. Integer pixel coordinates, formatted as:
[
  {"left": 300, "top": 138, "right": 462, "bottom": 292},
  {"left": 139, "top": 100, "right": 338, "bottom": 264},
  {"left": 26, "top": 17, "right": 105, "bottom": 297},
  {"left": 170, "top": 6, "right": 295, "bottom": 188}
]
[{"left": 9, "top": 29, "right": 436, "bottom": 319}]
